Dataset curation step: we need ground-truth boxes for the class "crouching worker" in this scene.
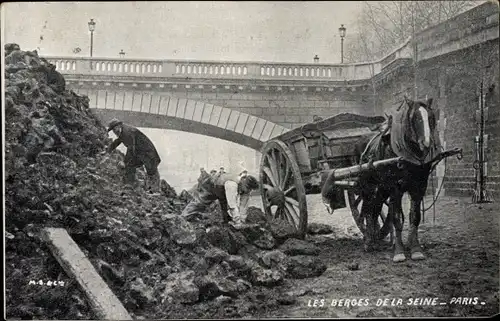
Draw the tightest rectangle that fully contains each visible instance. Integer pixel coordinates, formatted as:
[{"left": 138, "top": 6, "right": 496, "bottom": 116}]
[
  {"left": 101, "top": 118, "right": 161, "bottom": 193},
  {"left": 182, "top": 170, "right": 259, "bottom": 228}
]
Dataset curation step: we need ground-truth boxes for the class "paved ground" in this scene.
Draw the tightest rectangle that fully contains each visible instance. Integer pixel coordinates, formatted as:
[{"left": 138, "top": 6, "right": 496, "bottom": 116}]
[{"left": 248, "top": 193, "right": 499, "bottom": 318}]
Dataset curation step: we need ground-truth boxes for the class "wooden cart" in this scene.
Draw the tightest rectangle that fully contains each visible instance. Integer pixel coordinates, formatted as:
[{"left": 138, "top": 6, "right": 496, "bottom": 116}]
[{"left": 259, "top": 113, "right": 400, "bottom": 239}]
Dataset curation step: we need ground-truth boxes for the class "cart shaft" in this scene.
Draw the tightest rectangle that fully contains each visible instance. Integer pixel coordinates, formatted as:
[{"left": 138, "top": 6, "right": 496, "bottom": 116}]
[
  {"left": 329, "top": 157, "right": 402, "bottom": 180},
  {"left": 321, "top": 157, "right": 402, "bottom": 206},
  {"left": 333, "top": 180, "right": 357, "bottom": 188}
]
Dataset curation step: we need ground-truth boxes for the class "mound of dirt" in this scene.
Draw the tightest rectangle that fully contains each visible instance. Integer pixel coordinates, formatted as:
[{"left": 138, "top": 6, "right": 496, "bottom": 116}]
[{"left": 4, "top": 43, "right": 326, "bottom": 319}]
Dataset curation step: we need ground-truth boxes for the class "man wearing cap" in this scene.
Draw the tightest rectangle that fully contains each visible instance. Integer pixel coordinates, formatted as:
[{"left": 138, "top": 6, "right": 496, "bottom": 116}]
[
  {"left": 103, "top": 118, "right": 161, "bottom": 192},
  {"left": 182, "top": 170, "right": 259, "bottom": 228}
]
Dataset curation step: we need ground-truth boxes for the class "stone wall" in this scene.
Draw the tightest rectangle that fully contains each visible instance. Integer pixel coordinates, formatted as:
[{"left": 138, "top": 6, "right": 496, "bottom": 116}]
[
  {"left": 373, "top": 1, "right": 499, "bottom": 199},
  {"left": 180, "top": 89, "right": 375, "bottom": 129}
]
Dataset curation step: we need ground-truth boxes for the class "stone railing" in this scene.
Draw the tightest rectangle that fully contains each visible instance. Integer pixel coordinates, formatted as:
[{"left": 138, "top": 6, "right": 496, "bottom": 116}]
[{"left": 45, "top": 56, "right": 388, "bottom": 82}]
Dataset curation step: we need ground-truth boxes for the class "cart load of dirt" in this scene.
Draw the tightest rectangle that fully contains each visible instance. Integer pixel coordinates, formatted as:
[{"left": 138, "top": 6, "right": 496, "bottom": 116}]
[{"left": 4, "top": 43, "right": 326, "bottom": 320}]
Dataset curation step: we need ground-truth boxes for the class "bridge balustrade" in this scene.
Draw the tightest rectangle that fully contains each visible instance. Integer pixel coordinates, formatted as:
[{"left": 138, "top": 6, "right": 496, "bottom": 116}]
[
  {"left": 44, "top": 37, "right": 414, "bottom": 82},
  {"left": 46, "top": 57, "right": 393, "bottom": 81}
]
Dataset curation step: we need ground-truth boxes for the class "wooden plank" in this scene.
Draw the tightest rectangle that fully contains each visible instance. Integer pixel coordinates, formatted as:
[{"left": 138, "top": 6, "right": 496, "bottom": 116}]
[{"left": 41, "top": 228, "right": 132, "bottom": 320}]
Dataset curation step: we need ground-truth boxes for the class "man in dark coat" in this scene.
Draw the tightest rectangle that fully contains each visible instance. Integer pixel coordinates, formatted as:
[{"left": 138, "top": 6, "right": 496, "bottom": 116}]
[{"left": 103, "top": 118, "right": 161, "bottom": 192}]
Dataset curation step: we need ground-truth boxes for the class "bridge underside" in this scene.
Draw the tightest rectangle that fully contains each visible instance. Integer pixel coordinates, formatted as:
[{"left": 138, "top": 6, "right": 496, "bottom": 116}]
[{"left": 92, "top": 109, "right": 271, "bottom": 150}]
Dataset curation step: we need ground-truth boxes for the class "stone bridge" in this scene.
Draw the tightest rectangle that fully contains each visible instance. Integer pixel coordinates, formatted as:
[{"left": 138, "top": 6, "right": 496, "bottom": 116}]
[{"left": 44, "top": 2, "right": 499, "bottom": 197}]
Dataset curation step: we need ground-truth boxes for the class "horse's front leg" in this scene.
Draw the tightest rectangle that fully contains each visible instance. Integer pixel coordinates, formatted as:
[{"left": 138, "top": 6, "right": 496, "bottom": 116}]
[
  {"left": 407, "top": 193, "right": 425, "bottom": 260},
  {"left": 362, "top": 189, "right": 384, "bottom": 252},
  {"left": 362, "top": 198, "right": 376, "bottom": 252},
  {"left": 391, "top": 191, "right": 406, "bottom": 262}
]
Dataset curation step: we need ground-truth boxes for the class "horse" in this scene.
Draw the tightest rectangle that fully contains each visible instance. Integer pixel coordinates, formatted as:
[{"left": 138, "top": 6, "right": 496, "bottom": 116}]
[{"left": 353, "top": 96, "right": 440, "bottom": 262}]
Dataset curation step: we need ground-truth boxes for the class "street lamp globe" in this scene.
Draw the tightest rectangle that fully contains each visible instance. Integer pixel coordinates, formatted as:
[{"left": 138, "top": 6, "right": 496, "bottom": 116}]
[
  {"left": 88, "top": 18, "right": 96, "bottom": 32},
  {"left": 338, "top": 24, "right": 346, "bottom": 38}
]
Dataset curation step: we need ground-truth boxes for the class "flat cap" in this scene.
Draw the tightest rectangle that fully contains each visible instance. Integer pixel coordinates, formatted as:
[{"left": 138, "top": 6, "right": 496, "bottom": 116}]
[{"left": 107, "top": 118, "right": 123, "bottom": 132}]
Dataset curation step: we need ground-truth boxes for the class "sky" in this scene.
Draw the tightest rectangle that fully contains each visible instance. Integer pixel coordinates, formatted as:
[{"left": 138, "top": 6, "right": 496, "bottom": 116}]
[{"left": 2, "top": 1, "right": 362, "bottom": 63}]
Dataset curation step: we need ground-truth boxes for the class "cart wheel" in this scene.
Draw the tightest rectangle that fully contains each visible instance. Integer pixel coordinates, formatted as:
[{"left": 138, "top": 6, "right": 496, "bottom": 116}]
[
  {"left": 260, "top": 140, "right": 308, "bottom": 239},
  {"left": 344, "top": 190, "right": 393, "bottom": 241}
]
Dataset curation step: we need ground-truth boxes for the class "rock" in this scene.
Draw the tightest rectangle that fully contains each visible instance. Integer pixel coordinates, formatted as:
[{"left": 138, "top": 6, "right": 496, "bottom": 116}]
[
  {"left": 194, "top": 275, "right": 219, "bottom": 301},
  {"left": 162, "top": 271, "right": 199, "bottom": 304},
  {"left": 277, "top": 294, "right": 297, "bottom": 305},
  {"left": 206, "top": 264, "right": 240, "bottom": 296},
  {"left": 160, "top": 179, "right": 177, "bottom": 198},
  {"left": 206, "top": 226, "right": 246, "bottom": 254},
  {"left": 307, "top": 223, "right": 334, "bottom": 235},
  {"left": 206, "top": 226, "right": 235, "bottom": 253},
  {"left": 278, "top": 238, "right": 320, "bottom": 256},
  {"left": 46, "top": 65, "right": 65, "bottom": 93},
  {"left": 347, "top": 262, "right": 360, "bottom": 271},
  {"left": 235, "top": 278, "right": 252, "bottom": 292},
  {"left": 238, "top": 224, "right": 276, "bottom": 250},
  {"left": 286, "top": 255, "right": 327, "bottom": 279},
  {"left": 250, "top": 267, "right": 284, "bottom": 287},
  {"left": 195, "top": 264, "right": 240, "bottom": 300},
  {"left": 191, "top": 257, "right": 210, "bottom": 275},
  {"left": 96, "top": 259, "right": 125, "bottom": 286},
  {"left": 224, "top": 255, "right": 252, "bottom": 277},
  {"left": 204, "top": 247, "right": 229, "bottom": 266},
  {"left": 245, "top": 207, "right": 269, "bottom": 225},
  {"left": 5, "top": 43, "right": 20, "bottom": 56},
  {"left": 129, "top": 277, "right": 156, "bottom": 308},
  {"left": 179, "top": 189, "right": 194, "bottom": 202},
  {"left": 162, "top": 214, "right": 197, "bottom": 246},
  {"left": 215, "top": 295, "right": 233, "bottom": 305},
  {"left": 259, "top": 250, "right": 288, "bottom": 273},
  {"left": 159, "top": 264, "right": 174, "bottom": 278},
  {"left": 5, "top": 49, "right": 25, "bottom": 65},
  {"left": 89, "top": 229, "right": 114, "bottom": 243},
  {"left": 267, "top": 218, "right": 300, "bottom": 243},
  {"left": 237, "top": 244, "right": 261, "bottom": 262}
]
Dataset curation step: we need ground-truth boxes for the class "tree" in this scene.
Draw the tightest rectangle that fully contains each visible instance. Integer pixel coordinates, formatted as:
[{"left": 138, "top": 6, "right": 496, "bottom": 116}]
[
  {"left": 345, "top": 1, "right": 483, "bottom": 63},
  {"left": 343, "top": 0, "right": 485, "bottom": 113}
]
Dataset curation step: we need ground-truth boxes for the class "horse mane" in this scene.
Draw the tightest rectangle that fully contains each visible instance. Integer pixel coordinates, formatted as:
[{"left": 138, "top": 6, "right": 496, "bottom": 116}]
[
  {"left": 414, "top": 100, "right": 430, "bottom": 108},
  {"left": 399, "top": 97, "right": 431, "bottom": 110},
  {"left": 393, "top": 98, "right": 441, "bottom": 164}
]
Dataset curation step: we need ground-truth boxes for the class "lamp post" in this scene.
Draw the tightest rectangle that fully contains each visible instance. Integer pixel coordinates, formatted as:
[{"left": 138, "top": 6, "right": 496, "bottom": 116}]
[
  {"left": 339, "top": 24, "right": 346, "bottom": 63},
  {"left": 88, "top": 18, "right": 96, "bottom": 69},
  {"left": 314, "top": 55, "right": 319, "bottom": 63},
  {"left": 119, "top": 49, "right": 125, "bottom": 58},
  {"left": 88, "top": 19, "right": 96, "bottom": 57}
]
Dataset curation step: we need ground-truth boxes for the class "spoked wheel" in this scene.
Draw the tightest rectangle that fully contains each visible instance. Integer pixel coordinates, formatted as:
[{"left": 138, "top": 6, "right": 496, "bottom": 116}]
[
  {"left": 344, "top": 190, "right": 393, "bottom": 241},
  {"left": 259, "top": 140, "right": 308, "bottom": 239}
]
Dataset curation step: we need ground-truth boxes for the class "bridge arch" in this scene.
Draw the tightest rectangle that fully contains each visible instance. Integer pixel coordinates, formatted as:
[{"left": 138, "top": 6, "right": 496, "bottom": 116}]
[{"left": 86, "top": 92, "right": 289, "bottom": 150}]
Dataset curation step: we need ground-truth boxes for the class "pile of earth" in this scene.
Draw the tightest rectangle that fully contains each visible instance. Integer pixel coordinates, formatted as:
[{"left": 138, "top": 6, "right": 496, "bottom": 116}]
[{"left": 4, "top": 43, "right": 332, "bottom": 320}]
